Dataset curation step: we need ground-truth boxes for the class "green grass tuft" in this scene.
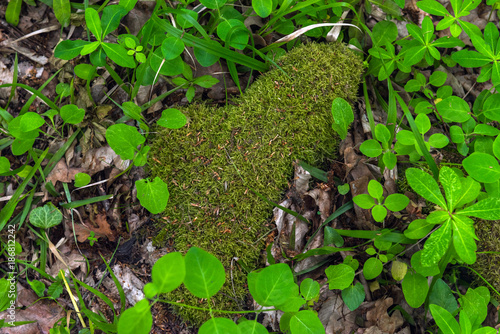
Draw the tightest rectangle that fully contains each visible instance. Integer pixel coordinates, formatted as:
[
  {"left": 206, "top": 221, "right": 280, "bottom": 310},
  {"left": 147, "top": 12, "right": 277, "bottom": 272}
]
[{"left": 148, "top": 42, "right": 363, "bottom": 325}]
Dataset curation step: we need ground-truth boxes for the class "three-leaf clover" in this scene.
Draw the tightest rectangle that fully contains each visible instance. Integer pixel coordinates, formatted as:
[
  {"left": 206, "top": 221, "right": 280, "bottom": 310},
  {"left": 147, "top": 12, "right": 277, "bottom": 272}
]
[{"left": 353, "top": 180, "right": 409, "bottom": 222}]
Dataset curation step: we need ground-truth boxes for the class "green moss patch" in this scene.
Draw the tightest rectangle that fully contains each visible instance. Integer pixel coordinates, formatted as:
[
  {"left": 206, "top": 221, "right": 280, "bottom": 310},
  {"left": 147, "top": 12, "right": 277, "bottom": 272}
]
[
  {"left": 473, "top": 220, "right": 500, "bottom": 296},
  {"left": 148, "top": 42, "right": 363, "bottom": 324}
]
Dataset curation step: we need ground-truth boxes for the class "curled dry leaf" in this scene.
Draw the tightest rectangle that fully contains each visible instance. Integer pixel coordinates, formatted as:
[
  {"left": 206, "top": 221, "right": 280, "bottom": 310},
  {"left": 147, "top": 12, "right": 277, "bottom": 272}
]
[
  {"left": 366, "top": 297, "right": 404, "bottom": 334},
  {"left": 73, "top": 213, "right": 116, "bottom": 242}
]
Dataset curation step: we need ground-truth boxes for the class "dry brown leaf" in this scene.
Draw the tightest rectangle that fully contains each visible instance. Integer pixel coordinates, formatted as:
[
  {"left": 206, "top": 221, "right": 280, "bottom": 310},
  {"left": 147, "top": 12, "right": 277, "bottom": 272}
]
[
  {"left": 366, "top": 298, "right": 404, "bottom": 334},
  {"left": 73, "top": 213, "right": 116, "bottom": 242}
]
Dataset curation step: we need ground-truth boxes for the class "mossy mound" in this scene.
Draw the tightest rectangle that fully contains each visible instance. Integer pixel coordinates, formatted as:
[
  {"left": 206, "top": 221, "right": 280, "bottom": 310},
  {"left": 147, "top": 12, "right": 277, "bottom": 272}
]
[
  {"left": 473, "top": 220, "right": 500, "bottom": 295},
  {"left": 148, "top": 42, "right": 363, "bottom": 324}
]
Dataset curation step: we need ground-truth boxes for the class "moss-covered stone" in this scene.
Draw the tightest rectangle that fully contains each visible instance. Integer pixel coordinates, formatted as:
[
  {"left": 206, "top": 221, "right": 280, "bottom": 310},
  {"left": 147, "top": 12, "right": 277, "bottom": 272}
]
[
  {"left": 148, "top": 42, "right": 363, "bottom": 324},
  {"left": 473, "top": 220, "right": 500, "bottom": 296}
]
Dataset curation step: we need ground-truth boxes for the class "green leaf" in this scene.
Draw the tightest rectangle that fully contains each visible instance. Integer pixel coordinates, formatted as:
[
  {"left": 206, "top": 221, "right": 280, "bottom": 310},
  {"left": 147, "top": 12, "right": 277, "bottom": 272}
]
[
  {"left": 150, "top": 252, "right": 185, "bottom": 295},
  {"left": 200, "top": 0, "right": 227, "bottom": 9},
  {"left": 252, "top": 263, "right": 298, "bottom": 306},
  {"left": 460, "top": 288, "right": 488, "bottom": 330},
  {"left": 353, "top": 194, "right": 375, "bottom": 209},
  {"left": 375, "top": 124, "right": 391, "bottom": 143},
  {"left": 474, "top": 124, "right": 500, "bottom": 136},
  {"left": 122, "top": 101, "right": 143, "bottom": 121},
  {"left": 404, "top": 79, "right": 422, "bottom": 92},
  {"left": 384, "top": 193, "right": 409, "bottom": 212},
  {"left": 74, "top": 173, "right": 91, "bottom": 187},
  {"left": 421, "top": 219, "right": 451, "bottom": 266},
  {"left": 402, "top": 271, "right": 429, "bottom": 308},
  {"left": 341, "top": 282, "right": 365, "bottom": 311},
  {"left": 417, "top": 0, "right": 449, "bottom": 16},
  {"left": 53, "top": 0, "right": 71, "bottom": 27},
  {"left": 462, "top": 152, "right": 500, "bottom": 183},
  {"left": 101, "top": 5, "right": 128, "bottom": 38},
  {"left": 81, "top": 41, "right": 100, "bottom": 56},
  {"left": 406, "top": 168, "right": 446, "bottom": 208},
  {"left": 60, "top": 104, "right": 85, "bottom": 125},
  {"left": 54, "top": 40, "right": 89, "bottom": 60},
  {"left": 157, "top": 108, "right": 187, "bottom": 129},
  {"left": 117, "top": 299, "right": 152, "bottom": 334},
  {"left": 482, "top": 93, "right": 500, "bottom": 122},
  {"left": 20, "top": 112, "right": 44, "bottom": 132},
  {"left": 429, "top": 279, "right": 458, "bottom": 314},
  {"left": 184, "top": 247, "right": 225, "bottom": 299},
  {"left": 29, "top": 202, "right": 63, "bottom": 229},
  {"left": 455, "top": 177, "right": 481, "bottom": 208},
  {"left": 161, "top": 36, "right": 185, "bottom": 60},
  {"left": 290, "top": 310, "right": 325, "bottom": 334},
  {"left": 193, "top": 75, "right": 219, "bottom": 88},
  {"left": 452, "top": 50, "right": 492, "bottom": 67},
  {"left": 411, "top": 250, "right": 440, "bottom": 276},
  {"left": 102, "top": 42, "right": 136, "bottom": 68},
  {"left": 74, "top": 64, "right": 97, "bottom": 81},
  {"left": 29, "top": 280, "right": 45, "bottom": 297},
  {"left": 363, "top": 257, "right": 383, "bottom": 280},
  {"left": 252, "top": 0, "right": 273, "bottom": 18},
  {"left": 300, "top": 278, "right": 320, "bottom": 301},
  {"left": 436, "top": 96, "right": 471, "bottom": 123},
  {"left": 383, "top": 151, "right": 397, "bottom": 170},
  {"left": 6, "top": 0, "right": 21, "bottom": 26},
  {"left": 359, "top": 139, "right": 382, "bottom": 157},
  {"left": 135, "top": 177, "right": 169, "bottom": 214},
  {"left": 494, "top": 135, "right": 500, "bottom": 160},
  {"left": 119, "top": 0, "right": 138, "bottom": 10},
  {"left": 85, "top": 8, "right": 102, "bottom": 41},
  {"left": 216, "top": 19, "right": 249, "bottom": 50},
  {"left": 0, "top": 157, "right": 11, "bottom": 173},
  {"left": 106, "top": 124, "right": 145, "bottom": 160},
  {"left": 372, "top": 204, "right": 388, "bottom": 222},
  {"left": 404, "top": 219, "right": 434, "bottom": 239},
  {"left": 403, "top": 46, "right": 427, "bottom": 67},
  {"left": 324, "top": 226, "right": 344, "bottom": 247},
  {"left": 415, "top": 114, "right": 431, "bottom": 134},
  {"left": 237, "top": 320, "right": 268, "bottom": 334},
  {"left": 429, "top": 304, "right": 460, "bottom": 334},
  {"left": 325, "top": 264, "right": 355, "bottom": 290},
  {"left": 372, "top": 20, "right": 398, "bottom": 47},
  {"left": 396, "top": 130, "right": 416, "bottom": 145},
  {"left": 439, "top": 166, "right": 461, "bottom": 211},
  {"left": 367, "top": 180, "right": 384, "bottom": 200},
  {"left": 150, "top": 48, "right": 185, "bottom": 75},
  {"left": 331, "top": 98, "right": 354, "bottom": 140},
  {"left": 457, "top": 197, "right": 500, "bottom": 220},
  {"left": 451, "top": 215, "right": 476, "bottom": 264},
  {"left": 193, "top": 47, "right": 220, "bottom": 67},
  {"left": 429, "top": 71, "right": 447, "bottom": 86}
]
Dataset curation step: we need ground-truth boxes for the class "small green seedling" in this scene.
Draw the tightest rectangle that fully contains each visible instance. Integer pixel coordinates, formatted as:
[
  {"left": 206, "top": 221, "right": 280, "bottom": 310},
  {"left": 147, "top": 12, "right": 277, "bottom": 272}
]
[
  {"left": 359, "top": 123, "right": 397, "bottom": 171},
  {"left": 353, "top": 180, "right": 409, "bottom": 223}
]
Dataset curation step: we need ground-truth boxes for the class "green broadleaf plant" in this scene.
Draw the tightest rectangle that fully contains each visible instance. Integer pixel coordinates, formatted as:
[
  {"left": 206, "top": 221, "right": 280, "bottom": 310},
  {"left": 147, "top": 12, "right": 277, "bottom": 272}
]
[{"left": 353, "top": 179, "right": 409, "bottom": 223}]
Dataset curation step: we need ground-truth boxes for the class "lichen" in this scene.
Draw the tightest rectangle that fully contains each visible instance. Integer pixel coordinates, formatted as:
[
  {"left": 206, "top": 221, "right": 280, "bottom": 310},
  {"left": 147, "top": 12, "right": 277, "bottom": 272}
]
[{"left": 147, "top": 42, "right": 363, "bottom": 325}]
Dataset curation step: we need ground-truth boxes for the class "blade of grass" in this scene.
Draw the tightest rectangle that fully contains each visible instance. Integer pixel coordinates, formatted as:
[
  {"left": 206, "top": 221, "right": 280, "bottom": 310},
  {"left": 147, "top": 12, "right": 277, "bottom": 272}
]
[
  {"left": 0, "top": 148, "right": 48, "bottom": 231},
  {"left": 0, "top": 83, "right": 59, "bottom": 111},
  {"left": 151, "top": 14, "right": 268, "bottom": 72},
  {"left": 395, "top": 93, "right": 439, "bottom": 180},
  {"left": 100, "top": 254, "right": 127, "bottom": 314},
  {"left": 60, "top": 194, "right": 113, "bottom": 209},
  {"left": 6, "top": 54, "right": 18, "bottom": 110}
]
